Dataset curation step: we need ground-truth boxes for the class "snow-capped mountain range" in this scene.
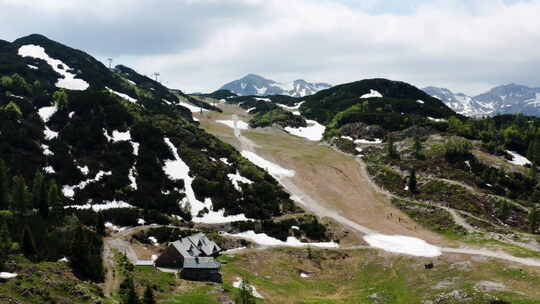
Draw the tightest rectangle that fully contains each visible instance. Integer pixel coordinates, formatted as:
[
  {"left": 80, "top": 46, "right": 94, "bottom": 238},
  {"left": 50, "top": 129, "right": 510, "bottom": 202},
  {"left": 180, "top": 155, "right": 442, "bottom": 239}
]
[
  {"left": 423, "top": 84, "right": 540, "bottom": 117},
  {"left": 220, "top": 74, "right": 332, "bottom": 97}
]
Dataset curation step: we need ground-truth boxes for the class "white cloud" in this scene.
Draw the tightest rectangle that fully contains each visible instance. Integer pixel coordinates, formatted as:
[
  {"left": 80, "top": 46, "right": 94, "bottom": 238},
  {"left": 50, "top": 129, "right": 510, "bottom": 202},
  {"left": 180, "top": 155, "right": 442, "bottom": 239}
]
[{"left": 1, "top": 0, "right": 539, "bottom": 94}]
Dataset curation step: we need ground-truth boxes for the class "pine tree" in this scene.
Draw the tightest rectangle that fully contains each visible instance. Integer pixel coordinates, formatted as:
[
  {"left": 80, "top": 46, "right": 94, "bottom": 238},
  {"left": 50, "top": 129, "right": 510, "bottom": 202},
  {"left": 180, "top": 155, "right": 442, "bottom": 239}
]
[
  {"left": 0, "top": 159, "right": 9, "bottom": 210},
  {"left": 22, "top": 226, "right": 37, "bottom": 261},
  {"left": 142, "top": 286, "right": 156, "bottom": 304},
  {"left": 0, "top": 220, "right": 11, "bottom": 268},
  {"left": 119, "top": 277, "right": 140, "bottom": 304},
  {"left": 530, "top": 162, "right": 538, "bottom": 183},
  {"left": 10, "top": 176, "right": 32, "bottom": 215},
  {"left": 408, "top": 169, "right": 418, "bottom": 194},
  {"left": 48, "top": 180, "right": 62, "bottom": 215},
  {"left": 96, "top": 212, "right": 105, "bottom": 236},
  {"left": 530, "top": 208, "right": 539, "bottom": 234},
  {"left": 32, "top": 170, "right": 44, "bottom": 210},
  {"left": 413, "top": 136, "right": 423, "bottom": 159},
  {"left": 387, "top": 136, "right": 399, "bottom": 160}
]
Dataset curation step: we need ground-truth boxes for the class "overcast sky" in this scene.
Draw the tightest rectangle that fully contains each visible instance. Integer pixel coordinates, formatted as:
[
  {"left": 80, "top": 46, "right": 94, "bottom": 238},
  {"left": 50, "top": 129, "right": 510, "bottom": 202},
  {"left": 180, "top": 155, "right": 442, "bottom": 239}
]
[{"left": 1, "top": 0, "right": 539, "bottom": 95}]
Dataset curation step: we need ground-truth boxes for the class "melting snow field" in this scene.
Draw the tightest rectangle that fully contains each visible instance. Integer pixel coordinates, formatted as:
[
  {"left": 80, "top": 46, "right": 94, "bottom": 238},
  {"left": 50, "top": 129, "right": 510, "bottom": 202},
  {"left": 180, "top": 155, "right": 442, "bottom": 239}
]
[
  {"left": 217, "top": 120, "right": 249, "bottom": 130},
  {"left": 284, "top": 119, "right": 325, "bottom": 141},
  {"left": 363, "top": 234, "right": 442, "bottom": 257},
  {"left": 360, "top": 90, "right": 383, "bottom": 99},
  {"left": 163, "top": 138, "right": 250, "bottom": 224},
  {"left": 506, "top": 150, "right": 531, "bottom": 166},
  {"left": 241, "top": 151, "right": 295, "bottom": 177},
  {"left": 18, "top": 45, "right": 89, "bottom": 90},
  {"left": 227, "top": 230, "right": 339, "bottom": 248}
]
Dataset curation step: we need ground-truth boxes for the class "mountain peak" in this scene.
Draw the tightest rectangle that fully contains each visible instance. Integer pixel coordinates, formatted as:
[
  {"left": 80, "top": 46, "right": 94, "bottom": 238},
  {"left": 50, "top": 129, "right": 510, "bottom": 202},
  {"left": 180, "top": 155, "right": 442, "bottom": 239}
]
[{"left": 220, "top": 74, "right": 331, "bottom": 97}]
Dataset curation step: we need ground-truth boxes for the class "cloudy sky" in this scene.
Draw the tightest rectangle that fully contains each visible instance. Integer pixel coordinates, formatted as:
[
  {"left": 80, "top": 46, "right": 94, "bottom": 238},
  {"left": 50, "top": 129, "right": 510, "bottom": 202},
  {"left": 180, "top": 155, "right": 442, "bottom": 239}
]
[{"left": 1, "top": 0, "right": 539, "bottom": 95}]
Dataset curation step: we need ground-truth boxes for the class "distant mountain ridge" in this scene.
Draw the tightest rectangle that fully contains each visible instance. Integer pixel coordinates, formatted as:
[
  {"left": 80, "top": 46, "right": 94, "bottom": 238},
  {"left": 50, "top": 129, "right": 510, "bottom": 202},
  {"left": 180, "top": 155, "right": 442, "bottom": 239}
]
[
  {"left": 423, "top": 84, "right": 540, "bottom": 117},
  {"left": 220, "top": 74, "right": 331, "bottom": 97}
]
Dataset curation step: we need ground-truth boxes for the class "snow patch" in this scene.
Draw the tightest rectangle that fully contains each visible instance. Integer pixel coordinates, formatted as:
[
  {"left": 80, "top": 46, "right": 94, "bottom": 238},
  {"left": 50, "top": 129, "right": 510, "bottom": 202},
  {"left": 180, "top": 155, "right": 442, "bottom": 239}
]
[
  {"left": 0, "top": 272, "right": 18, "bottom": 279},
  {"left": 300, "top": 273, "right": 310, "bottom": 278},
  {"left": 38, "top": 105, "right": 58, "bottom": 122},
  {"left": 66, "top": 200, "right": 133, "bottom": 212},
  {"left": 428, "top": 117, "right": 447, "bottom": 123},
  {"left": 363, "top": 234, "right": 441, "bottom": 257},
  {"left": 241, "top": 151, "right": 295, "bottom": 177},
  {"left": 233, "top": 277, "right": 264, "bottom": 299},
  {"left": 416, "top": 100, "right": 425, "bottom": 104},
  {"left": 44, "top": 166, "right": 55, "bottom": 174},
  {"left": 226, "top": 230, "right": 338, "bottom": 248},
  {"left": 179, "top": 102, "right": 208, "bottom": 113},
  {"left": 62, "top": 170, "right": 112, "bottom": 198},
  {"left": 284, "top": 119, "right": 325, "bottom": 141},
  {"left": 107, "top": 87, "right": 137, "bottom": 104},
  {"left": 354, "top": 138, "right": 382, "bottom": 144},
  {"left": 506, "top": 150, "right": 531, "bottom": 166},
  {"left": 18, "top": 44, "right": 89, "bottom": 90},
  {"left": 44, "top": 127, "right": 58, "bottom": 140},
  {"left": 148, "top": 236, "right": 158, "bottom": 245},
  {"left": 217, "top": 120, "right": 249, "bottom": 130},
  {"left": 360, "top": 90, "right": 383, "bottom": 99},
  {"left": 228, "top": 171, "right": 254, "bottom": 191},
  {"left": 41, "top": 144, "right": 54, "bottom": 156}
]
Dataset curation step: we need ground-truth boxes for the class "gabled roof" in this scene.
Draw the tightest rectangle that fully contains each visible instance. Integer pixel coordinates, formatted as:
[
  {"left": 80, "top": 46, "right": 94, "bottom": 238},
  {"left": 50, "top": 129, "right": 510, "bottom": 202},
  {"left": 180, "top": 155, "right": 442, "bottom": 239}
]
[{"left": 169, "top": 233, "right": 222, "bottom": 258}]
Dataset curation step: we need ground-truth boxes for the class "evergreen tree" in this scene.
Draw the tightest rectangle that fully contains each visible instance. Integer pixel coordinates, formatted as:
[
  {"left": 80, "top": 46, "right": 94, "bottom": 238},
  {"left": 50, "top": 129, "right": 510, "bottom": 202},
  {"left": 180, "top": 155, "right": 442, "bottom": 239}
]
[
  {"left": 142, "top": 286, "right": 156, "bottom": 304},
  {"left": 48, "top": 180, "right": 62, "bottom": 215},
  {"left": 22, "top": 226, "right": 37, "bottom": 261},
  {"left": 119, "top": 276, "right": 140, "bottom": 304},
  {"left": 530, "top": 162, "right": 538, "bottom": 183},
  {"left": 530, "top": 208, "right": 539, "bottom": 234},
  {"left": 53, "top": 89, "right": 69, "bottom": 110},
  {"left": 527, "top": 138, "right": 540, "bottom": 165},
  {"left": 96, "top": 212, "right": 105, "bottom": 236},
  {"left": 0, "top": 159, "right": 9, "bottom": 210},
  {"left": 387, "top": 136, "right": 399, "bottom": 159},
  {"left": 413, "top": 136, "right": 423, "bottom": 159},
  {"left": 69, "top": 224, "right": 104, "bottom": 281},
  {"left": 408, "top": 169, "right": 418, "bottom": 194},
  {"left": 32, "top": 170, "right": 44, "bottom": 210},
  {"left": 10, "top": 176, "right": 31, "bottom": 215},
  {"left": 0, "top": 219, "right": 11, "bottom": 268}
]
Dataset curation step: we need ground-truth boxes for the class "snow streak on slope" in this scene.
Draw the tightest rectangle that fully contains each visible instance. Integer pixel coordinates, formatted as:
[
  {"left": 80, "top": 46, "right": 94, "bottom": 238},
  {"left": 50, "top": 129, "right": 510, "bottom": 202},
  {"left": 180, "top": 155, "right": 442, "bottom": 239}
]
[
  {"left": 226, "top": 230, "right": 338, "bottom": 248},
  {"left": 18, "top": 45, "right": 89, "bottom": 90},
  {"left": 163, "top": 137, "right": 250, "bottom": 223},
  {"left": 240, "top": 151, "right": 295, "bottom": 177},
  {"left": 107, "top": 87, "right": 137, "bottom": 104}
]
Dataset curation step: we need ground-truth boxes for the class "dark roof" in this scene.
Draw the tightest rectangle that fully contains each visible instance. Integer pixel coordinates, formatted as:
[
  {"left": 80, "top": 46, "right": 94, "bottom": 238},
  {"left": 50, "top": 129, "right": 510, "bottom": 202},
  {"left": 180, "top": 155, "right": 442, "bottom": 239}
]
[
  {"left": 170, "top": 233, "right": 221, "bottom": 258},
  {"left": 183, "top": 257, "right": 221, "bottom": 269}
]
